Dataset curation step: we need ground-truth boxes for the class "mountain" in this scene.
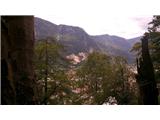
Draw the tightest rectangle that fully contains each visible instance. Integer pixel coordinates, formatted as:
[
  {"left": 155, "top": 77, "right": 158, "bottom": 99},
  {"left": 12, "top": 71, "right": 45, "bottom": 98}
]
[
  {"left": 91, "top": 34, "right": 135, "bottom": 62},
  {"left": 35, "top": 17, "right": 58, "bottom": 39},
  {"left": 56, "top": 24, "right": 100, "bottom": 54},
  {"left": 91, "top": 34, "right": 131, "bottom": 51},
  {"left": 35, "top": 18, "right": 99, "bottom": 54},
  {"left": 128, "top": 36, "right": 142, "bottom": 47},
  {"left": 34, "top": 17, "right": 140, "bottom": 63},
  {"left": 91, "top": 34, "right": 131, "bottom": 54}
]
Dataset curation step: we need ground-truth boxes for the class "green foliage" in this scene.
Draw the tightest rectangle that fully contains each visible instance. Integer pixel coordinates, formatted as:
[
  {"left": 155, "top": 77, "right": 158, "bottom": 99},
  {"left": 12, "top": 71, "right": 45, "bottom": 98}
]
[
  {"left": 34, "top": 37, "right": 72, "bottom": 104},
  {"left": 76, "top": 52, "right": 112, "bottom": 104},
  {"left": 34, "top": 38, "right": 138, "bottom": 104},
  {"left": 148, "top": 15, "right": 160, "bottom": 32},
  {"left": 76, "top": 52, "right": 137, "bottom": 104},
  {"left": 131, "top": 15, "right": 160, "bottom": 83},
  {"left": 130, "top": 42, "right": 141, "bottom": 56},
  {"left": 149, "top": 16, "right": 160, "bottom": 82}
]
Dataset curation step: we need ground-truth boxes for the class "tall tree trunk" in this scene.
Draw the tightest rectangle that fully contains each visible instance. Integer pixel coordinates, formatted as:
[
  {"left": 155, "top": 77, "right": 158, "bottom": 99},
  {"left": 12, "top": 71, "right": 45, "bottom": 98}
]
[
  {"left": 1, "top": 16, "right": 37, "bottom": 104},
  {"left": 44, "top": 39, "right": 48, "bottom": 105},
  {"left": 136, "top": 33, "right": 158, "bottom": 105}
]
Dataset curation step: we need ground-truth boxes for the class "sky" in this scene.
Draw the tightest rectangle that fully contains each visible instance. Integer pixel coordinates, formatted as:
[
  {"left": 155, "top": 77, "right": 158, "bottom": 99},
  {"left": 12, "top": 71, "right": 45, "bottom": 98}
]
[
  {"left": 34, "top": 0, "right": 156, "bottom": 39},
  {"left": 1, "top": 0, "right": 159, "bottom": 39},
  {"left": 37, "top": 15, "right": 152, "bottom": 39}
]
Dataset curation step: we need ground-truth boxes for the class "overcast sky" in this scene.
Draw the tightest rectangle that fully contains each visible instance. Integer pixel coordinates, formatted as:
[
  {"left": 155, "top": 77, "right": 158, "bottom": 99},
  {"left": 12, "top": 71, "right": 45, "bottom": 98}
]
[
  {"left": 2, "top": 0, "right": 157, "bottom": 39},
  {"left": 34, "top": 0, "right": 159, "bottom": 39},
  {"left": 37, "top": 15, "right": 152, "bottom": 39}
]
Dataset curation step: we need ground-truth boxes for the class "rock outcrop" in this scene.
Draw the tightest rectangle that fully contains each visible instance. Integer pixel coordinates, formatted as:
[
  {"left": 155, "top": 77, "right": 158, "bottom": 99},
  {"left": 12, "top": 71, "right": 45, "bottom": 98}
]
[{"left": 1, "top": 16, "right": 37, "bottom": 104}]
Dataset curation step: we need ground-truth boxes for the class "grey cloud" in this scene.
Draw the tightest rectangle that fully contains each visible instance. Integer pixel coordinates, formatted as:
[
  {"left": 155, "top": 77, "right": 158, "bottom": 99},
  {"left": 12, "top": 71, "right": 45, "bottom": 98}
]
[{"left": 131, "top": 16, "right": 152, "bottom": 30}]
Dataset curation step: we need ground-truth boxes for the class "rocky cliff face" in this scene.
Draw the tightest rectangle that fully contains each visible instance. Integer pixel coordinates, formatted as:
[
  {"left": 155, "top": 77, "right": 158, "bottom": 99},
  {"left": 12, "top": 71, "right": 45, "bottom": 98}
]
[
  {"left": 57, "top": 24, "right": 100, "bottom": 54},
  {"left": 35, "top": 18, "right": 100, "bottom": 55},
  {"left": 34, "top": 17, "right": 58, "bottom": 39},
  {"left": 1, "top": 16, "right": 37, "bottom": 104}
]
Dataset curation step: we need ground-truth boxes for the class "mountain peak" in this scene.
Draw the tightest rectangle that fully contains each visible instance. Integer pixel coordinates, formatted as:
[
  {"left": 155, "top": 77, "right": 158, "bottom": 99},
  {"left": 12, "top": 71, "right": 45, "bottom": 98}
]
[{"left": 58, "top": 24, "right": 87, "bottom": 35}]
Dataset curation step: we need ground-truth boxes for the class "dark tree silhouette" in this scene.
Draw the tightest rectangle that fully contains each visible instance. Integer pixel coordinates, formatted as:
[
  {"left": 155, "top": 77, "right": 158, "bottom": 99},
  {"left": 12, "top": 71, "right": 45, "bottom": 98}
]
[{"left": 136, "top": 33, "right": 158, "bottom": 105}]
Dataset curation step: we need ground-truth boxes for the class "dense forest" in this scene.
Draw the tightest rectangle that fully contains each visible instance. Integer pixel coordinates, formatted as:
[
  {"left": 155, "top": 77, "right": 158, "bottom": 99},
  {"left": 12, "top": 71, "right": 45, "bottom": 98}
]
[{"left": 1, "top": 15, "right": 160, "bottom": 105}]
